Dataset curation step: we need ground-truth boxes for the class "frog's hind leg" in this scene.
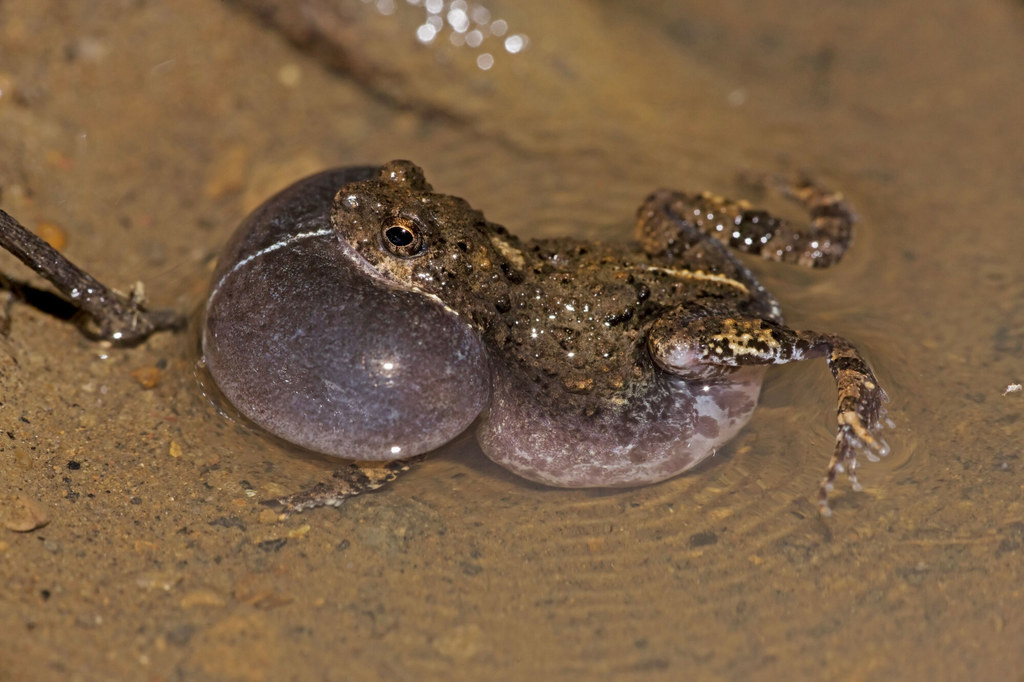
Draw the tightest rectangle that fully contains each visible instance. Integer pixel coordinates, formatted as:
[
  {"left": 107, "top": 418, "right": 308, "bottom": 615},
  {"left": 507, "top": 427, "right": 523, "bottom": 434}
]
[
  {"left": 264, "top": 456, "right": 423, "bottom": 515},
  {"left": 648, "top": 312, "right": 889, "bottom": 514},
  {"left": 636, "top": 174, "right": 854, "bottom": 268},
  {"left": 811, "top": 337, "right": 891, "bottom": 514}
]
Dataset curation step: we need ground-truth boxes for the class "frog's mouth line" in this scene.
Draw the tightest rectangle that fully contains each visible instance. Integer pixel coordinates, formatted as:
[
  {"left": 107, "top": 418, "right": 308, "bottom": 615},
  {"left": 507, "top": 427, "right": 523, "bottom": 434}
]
[
  {"left": 329, "top": 227, "right": 393, "bottom": 285},
  {"left": 329, "top": 228, "right": 463, "bottom": 320}
]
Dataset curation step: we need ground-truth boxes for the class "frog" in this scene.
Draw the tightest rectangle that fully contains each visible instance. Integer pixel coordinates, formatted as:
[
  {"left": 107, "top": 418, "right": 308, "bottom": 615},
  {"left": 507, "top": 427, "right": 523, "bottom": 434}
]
[
  {"left": 204, "top": 160, "right": 888, "bottom": 515},
  {"left": 0, "top": 160, "right": 890, "bottom": 517},
  {"left": 0, "top": 160, "right": 888, "bottom": 516}
]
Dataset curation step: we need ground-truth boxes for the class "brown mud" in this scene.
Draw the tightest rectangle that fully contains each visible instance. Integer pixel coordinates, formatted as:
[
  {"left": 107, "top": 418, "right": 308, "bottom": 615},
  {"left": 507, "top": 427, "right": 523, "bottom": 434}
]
[{"left": 1, "top": 1, "right": 1022, "bottom": 680}]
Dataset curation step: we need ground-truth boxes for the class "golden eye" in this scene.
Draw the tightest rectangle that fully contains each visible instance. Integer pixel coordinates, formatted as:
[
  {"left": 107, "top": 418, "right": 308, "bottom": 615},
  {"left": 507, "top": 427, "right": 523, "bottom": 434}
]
[{"left": 381, "top": 221, "right": 423, "bottom": 258}]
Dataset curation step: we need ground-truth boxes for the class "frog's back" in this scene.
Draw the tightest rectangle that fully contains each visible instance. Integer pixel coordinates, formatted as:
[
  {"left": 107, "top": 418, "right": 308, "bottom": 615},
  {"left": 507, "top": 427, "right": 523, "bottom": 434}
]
[{"left": 476, "top": 235, "right": 771, "bottom": 403}]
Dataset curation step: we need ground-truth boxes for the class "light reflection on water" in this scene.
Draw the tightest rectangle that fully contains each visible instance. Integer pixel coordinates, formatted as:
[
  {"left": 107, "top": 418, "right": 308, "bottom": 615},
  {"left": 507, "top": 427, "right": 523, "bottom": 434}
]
[{"left": 362, "top": 0, "right": 529, "bottom": 70}]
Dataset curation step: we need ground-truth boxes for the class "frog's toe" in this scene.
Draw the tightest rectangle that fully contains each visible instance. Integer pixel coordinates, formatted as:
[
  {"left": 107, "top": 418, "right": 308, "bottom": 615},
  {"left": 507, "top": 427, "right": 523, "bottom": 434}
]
[
  {"left": 263, "top": 481, "right": 352, "bottom": 515},
  {"left": 840, "top": 403, "right": 891, "bottom": 461},
  {"left": 818, "top": 405, "right": 892, "bottom": 515},
  {"left": 262, "top": 457, "right": 422, "bottom": 515}
]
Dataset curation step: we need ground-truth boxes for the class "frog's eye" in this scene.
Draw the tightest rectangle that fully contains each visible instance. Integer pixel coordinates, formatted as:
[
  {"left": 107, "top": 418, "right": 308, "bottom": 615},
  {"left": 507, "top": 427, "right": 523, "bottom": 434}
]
[{"left": 381, "top": 220, "right": 424, "bottom": 258}]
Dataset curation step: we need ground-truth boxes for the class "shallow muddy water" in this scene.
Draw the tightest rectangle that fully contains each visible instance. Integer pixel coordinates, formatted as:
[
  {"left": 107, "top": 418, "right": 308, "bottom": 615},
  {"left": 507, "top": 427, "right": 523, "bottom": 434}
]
[{"left": 1, "top": 1, "right": 1022, "bottom": 680}]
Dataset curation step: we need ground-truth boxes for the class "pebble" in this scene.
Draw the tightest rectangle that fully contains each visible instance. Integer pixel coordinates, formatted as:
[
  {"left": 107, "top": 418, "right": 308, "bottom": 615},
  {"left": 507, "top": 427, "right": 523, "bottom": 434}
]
[
  {"left": 12, "top": 448, "right": 32, "bottom": 469},
  {"left": 135, "top": 570, "right": 183, "bottom": 591},
  {"left": 0, "top": 71, "right": 15, "bottom": 102},
  {"left": 3, "top": 494, "right": 50, "bottom": 532},
  {"left": 277, "top": 63, "right": 302, "bottom": 87},
  {"left": 34, "top": 221, "right": 68, "bottom": 251},
  {"left": 180, "top": 588, "right": 228, "bottom": 609},
  {"left": 130, "top": 366, "right": 162, "bottom": 389},
  {"left": 432, "top": 624, "right": 485, "bottom": 660},
  {"left": 203, "top": 143, "right": 249, "bottom": 199},
  {"left": 286, "top": 524, "right": 310, "bottom": 539}
]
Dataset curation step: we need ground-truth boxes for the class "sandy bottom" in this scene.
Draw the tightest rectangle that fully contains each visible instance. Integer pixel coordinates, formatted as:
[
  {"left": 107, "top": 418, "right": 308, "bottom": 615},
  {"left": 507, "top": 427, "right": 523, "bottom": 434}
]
[{"left": 1, "top": 1, "right": 1023, "bottom": 680}]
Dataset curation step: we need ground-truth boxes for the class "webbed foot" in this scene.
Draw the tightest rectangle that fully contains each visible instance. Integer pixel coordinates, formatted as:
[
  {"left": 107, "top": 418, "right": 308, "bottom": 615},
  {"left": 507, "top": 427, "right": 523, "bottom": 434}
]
[
  {"left": 818, "top": 341, "right": 891, "bottom": 516},
  {"left": 263, "top": 456, "right": 423, "bottom": 515}
]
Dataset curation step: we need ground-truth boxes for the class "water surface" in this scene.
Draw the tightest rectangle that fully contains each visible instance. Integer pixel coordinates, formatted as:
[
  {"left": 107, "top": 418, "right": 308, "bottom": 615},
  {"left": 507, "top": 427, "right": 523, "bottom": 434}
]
[{"left": 1, "top": 1, "right": 1022, "bottom": 679}]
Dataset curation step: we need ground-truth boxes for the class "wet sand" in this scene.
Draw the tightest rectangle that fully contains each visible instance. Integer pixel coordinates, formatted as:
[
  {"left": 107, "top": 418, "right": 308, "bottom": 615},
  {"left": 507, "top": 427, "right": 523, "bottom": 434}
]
[{"left": 1, "top": 1, "right": 1023, "bottom": 679}]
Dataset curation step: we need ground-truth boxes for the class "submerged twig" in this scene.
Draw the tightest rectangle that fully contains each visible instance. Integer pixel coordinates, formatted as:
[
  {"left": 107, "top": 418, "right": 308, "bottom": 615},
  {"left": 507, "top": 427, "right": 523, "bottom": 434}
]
[{"left": 0, "top": 209, "right": 185, "bottom": 343}]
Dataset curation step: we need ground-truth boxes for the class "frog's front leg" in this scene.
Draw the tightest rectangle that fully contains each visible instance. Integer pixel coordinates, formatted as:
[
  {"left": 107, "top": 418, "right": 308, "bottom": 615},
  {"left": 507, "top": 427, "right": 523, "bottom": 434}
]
[
  {"left": 648, "top": 311, "right": 889, "bottom": 514},
  {"left": 264, "top": 457, "right": 423, "bottom": 515},
  {"left": 636, "top": 174, "right": 854, "bottom": 268}
]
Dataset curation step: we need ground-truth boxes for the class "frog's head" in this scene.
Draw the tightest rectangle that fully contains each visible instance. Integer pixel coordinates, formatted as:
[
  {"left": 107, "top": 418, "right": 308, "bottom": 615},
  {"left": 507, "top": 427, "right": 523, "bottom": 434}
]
[{"left": 331, "top": 160, "right": 523, "bottom": 311}]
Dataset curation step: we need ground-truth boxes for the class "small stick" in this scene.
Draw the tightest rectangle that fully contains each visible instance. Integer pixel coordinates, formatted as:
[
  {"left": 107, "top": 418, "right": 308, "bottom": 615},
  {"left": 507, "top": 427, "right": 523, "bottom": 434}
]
[{"left": 0, "top": 209, "right": 185, "bottom": 343}]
